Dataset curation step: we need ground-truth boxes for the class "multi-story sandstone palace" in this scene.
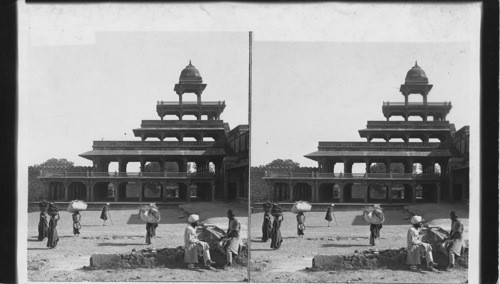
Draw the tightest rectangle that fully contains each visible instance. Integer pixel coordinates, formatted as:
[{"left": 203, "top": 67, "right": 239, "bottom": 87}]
[
  {"left": 38, "top": 62, "right": 249, "bottom": 203},
  {"left": 259, "top": 62, "right": 469, "bottom": 204}
]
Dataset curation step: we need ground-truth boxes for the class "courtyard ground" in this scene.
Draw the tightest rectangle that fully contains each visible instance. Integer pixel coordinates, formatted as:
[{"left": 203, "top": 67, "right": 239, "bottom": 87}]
[
  {"left": 250, "top": 203, "right": 469, "bottom": 283},
  {"left": 27, "top": 202, "right": 248, "bottom": 282}
]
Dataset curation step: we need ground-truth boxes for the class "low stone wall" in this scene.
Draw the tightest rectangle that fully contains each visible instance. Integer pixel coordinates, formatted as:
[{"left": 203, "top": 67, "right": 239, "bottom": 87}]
[{"left": 312, "top": 247, "right": 468, "bottom": 271}]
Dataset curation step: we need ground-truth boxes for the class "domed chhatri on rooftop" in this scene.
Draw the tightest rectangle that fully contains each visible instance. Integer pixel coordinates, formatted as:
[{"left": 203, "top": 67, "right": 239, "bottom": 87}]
[
  {"left": 405, "top": 61, "right": 429, "bottom": 84},
  {"left": 179, "top": 60, "right": 203, "bottom": 83}
]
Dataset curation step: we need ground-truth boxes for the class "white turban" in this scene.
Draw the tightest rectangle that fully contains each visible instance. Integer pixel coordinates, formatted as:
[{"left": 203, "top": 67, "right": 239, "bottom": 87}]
[
  {"left": 330, "top": 204, "right": 335, "bottom": 207},
  {"left": 188, "top": 214, "right": 199, "bottom": 223},
  {"left": 411, "top": 215, "right": 423, "bottom": 224}
]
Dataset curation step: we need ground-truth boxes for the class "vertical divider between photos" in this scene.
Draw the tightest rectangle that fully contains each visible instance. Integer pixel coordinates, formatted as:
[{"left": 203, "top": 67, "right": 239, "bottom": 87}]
[{"left": 247, "top": 30, "right": 253, "bottom": 282}]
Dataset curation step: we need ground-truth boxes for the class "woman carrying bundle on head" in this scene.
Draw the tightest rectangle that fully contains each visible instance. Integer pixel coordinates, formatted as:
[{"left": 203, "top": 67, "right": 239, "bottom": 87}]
[
  {"left": 364, "top": 204, "right": 384, "bottom": 246},
  {"left": 296, "top": 212, "right": 305, "bottom": 238},
  {"left": 100, "top": 203, "right": 110, "bottom": 226},
  {"left": 72, "top": 211, "right": 81, "bottom": 237},
  {"left": 37, "top": 201, "right": 49, "bottom": 241},
  {"left": 270, "top": 203, "right": 283, "bottom": 250},
  {"left": 46, "top": 203, "right": 60, "bottom": 249},
  {"left": 142, "top": 203, "right": 160, "bottom": 245},
  {"left": 325, "top": 204, "right": 334, "bottom": 227},
  {"left": 261, "top": 202, "right": 273, "bottom": 242}
]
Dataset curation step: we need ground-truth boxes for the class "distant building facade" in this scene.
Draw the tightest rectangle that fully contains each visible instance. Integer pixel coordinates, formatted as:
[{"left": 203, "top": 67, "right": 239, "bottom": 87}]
[{"left": 38, "top": 62, "right": 248, "bottom": 203}]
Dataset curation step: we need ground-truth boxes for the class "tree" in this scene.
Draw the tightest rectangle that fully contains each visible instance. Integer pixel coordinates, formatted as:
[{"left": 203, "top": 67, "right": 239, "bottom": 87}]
[
  {"left": 37, "top": 158, "right": 75, "bottom": 169},
  {"left": 262, "top": 159, "right": 300, "bottom": 170}
]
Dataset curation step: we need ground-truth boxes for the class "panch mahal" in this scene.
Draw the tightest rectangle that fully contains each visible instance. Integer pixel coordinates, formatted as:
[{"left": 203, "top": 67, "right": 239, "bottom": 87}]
[
  {"left": 39, "top": 62, "right": 249, "bottom": 203},
  {"left": 263, "top": 62, "right": 469, "bottom": 204}
]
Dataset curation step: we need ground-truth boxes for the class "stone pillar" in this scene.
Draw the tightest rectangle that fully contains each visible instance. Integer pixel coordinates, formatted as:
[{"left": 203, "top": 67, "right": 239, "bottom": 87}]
[
  {"left": 288, "top": 182, "right": 294, "bottom": 202},
  {"left": 384, "top": 159, "right": 391, "bottom": 173},
  {"left": 343, "top": 159, "right": 353, "bottom": 174},
  {"left": 365, "top": 160, "right": 371, "bottom": 174},
  {"left": 63, "top": 182, "right": 69, "bottom": 201},
  {"left": 363, "top": 182, "right": 369, "bottom": 204},
  {"left": 138, "top": 182, "right": 143, "bottom": 202},
  {"left": 118, "top": 159, "right": 127, "bottom": 173},
  {"left": 186, "top": 183, "right": 191, "bottom": 202},
  {"left": 86, "top": 182, "right": 91, "bottom": 201},
  {"left": 223, "top": 165, "right": 228, "bottom": 201},
  {"left": 160, "top": 157, "right": 166, "bottom": 172},
  {"left": 196, "top": 93, "right": 201, "bottom": 104},
  {"left": 211, "top": 182, "right": 215, "bottom": 202},
  {"left": 89, "top": 182, "right": 95, "bottom": 201},
  {"left": 435, "top": 182, "right": 441, "bottom": 203},
  {"left": 113, "top": 182, "right": 119, "bottom": 202},
  {"left": 386, "top": 182, "right": 392, "bottom": 202},
  {"left": 139, "top": 159, "right": 146, "bottom": 173},
  {"left": 161, "top": 181, "right": 168, "bottom": 202},
  {"left": 338, "top": 183, "right": 344, "bottom": 203},
  {"left": 411, "top": 183, "right": 417, "bottom": 204}
]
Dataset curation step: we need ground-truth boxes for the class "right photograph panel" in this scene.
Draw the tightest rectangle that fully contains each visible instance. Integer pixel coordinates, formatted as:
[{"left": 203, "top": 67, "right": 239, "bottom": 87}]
[{"left": 249, "top": 6, "right": 479, "bottom": 283}]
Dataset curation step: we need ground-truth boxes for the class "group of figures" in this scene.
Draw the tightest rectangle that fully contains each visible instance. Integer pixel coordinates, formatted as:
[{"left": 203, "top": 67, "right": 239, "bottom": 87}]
[
  {"left": 260, "top": 202, "right": 465, "bottom": 272},
  {"left": 407, "top": 211, "right": 465, "bottom": 272},
  {"left": 37, "top": 201, "right": 242, "bottom": 270}
]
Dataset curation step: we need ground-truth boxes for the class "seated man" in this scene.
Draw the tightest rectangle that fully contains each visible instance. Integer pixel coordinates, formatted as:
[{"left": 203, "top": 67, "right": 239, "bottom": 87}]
[
  {"left": 183, "top": 214, "right": 216, "bottom": 270},
  {"left": 406, "top": 215, "right": 438, "bottom": 272}
]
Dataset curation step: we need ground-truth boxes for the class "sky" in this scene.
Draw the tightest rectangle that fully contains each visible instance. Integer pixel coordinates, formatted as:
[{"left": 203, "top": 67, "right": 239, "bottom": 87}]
[
  {"left": 18, "top": 3, "right": 481, "bottom": 283},
  {"left": 21, "top": 32, "right": 249, "bottom": 170},
  {"left": 252, "top": 41, "right": 477, "bottom": 168}
]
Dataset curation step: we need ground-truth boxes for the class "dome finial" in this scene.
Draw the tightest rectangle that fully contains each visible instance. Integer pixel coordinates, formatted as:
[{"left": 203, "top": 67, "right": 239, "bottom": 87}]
[
  {"left": 414, "top": 60, "right": 419, "bottom": 67},
  {"left": 188, "top": 60, "right": 192, "bottom": 67}
]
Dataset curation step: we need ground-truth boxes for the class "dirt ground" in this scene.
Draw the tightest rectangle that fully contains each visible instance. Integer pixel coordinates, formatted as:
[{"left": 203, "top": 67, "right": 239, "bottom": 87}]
[
  {"left": 27, "top": 202, "right": 248, "bottom": 282},
  {"left": 249, "top": 203, "right": 469, "bottom": 283}
]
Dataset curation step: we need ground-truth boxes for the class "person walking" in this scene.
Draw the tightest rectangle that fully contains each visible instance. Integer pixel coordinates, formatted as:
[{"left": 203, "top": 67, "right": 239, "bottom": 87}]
[
  {"left": 37, "top": 201, "right": 49, "bottom": 241},
  {"left": 46, "top": 203, "right": 60, "bottom": 249},
  {"left": 443, "top": 211, "right": 464, "bottom": 270},
  {"left": 222, "top": 209, "right": 241, "bottom": 269},
  {"left": 369, "top": 223, "right": 383, "bottom": 246},
  {"left": 406, "top": 215, "right": 438, "bottom": 272},
  {"left": 270, "top": 203, "right": 283, "bottom": 250},
  {"left": 183, "top": 214, "right": 216, "bottom": 270},
  {"left": 262, "top": 202, "right": 273, "bottom": 242},
  {"left": 296, "top": 211, "right": 305, "bottom": 238},
  {"left": 325, "top": 205, "right": 333, "bottom": 227},
  {"left": 100, "top": 203, "right": 110, "bottom": 226},
  {"left": 145, "top": 203, "right": 160, "bottom": 245},
  {"left": 72, "top": 211, "right": 81, "bottom": 237}
]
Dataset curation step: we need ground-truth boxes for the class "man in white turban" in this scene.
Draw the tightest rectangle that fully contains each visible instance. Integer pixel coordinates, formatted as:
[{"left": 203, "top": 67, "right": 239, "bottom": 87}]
[
  {"left": 183, "top": 214, "right": 215, "bottom": 269},
  {"left": 406, "top": 215, "right": 438, "bottom": 272}
]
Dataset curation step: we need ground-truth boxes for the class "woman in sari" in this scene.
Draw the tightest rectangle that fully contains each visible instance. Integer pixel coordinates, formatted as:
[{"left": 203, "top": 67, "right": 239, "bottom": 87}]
[
  {"left": 262, "top": 202, "right": 273, "bottom": 242},
  {"left": 46, "top": 203, "right": 60, "bottom": 249},
  {"left": 37, "top": 201, "right": 49, "bottom": 241},
  {"left": 325, "top": 205, "right": 333, "bottom": 227},
  {"left": 72, "top": 211, "right": 81, "bottom": 237},
  {"left": 270, "top": 203, "right": 283, "bottom": 250},
  {"left": 296, "top": 212, "right": 305, "bottom": 238},
  {"left": 100, "top": 203, "right": 110, "bottom": 226}
]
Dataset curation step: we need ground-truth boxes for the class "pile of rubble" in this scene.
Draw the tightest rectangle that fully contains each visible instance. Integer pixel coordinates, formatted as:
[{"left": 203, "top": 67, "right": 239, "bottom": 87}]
[{"left": 89, "top": 225, "right": 247, "bottom": 270}]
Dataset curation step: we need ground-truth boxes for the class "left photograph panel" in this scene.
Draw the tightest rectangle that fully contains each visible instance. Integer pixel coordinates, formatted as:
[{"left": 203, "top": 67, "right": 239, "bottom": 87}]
[{"left": 21, "top": 30, "right": 249, "bottom": 282}]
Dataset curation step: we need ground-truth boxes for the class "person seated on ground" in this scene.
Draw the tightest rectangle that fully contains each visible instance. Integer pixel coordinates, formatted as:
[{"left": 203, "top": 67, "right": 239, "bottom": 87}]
[
  {"left": 406, "top": 215, "right": 438, "bottom": 272},
  {"left": 145, "top": 203, "right": 160, "bottom": 245},
  {"left": 183, "top": 214, "right": 216, "bottom": 270},
  {"left": 220, "top": 209, "right": 242, "bottom": 269},
  {"left": 100, "top": 203, "right": 110, "bottom": 226},
  {"left": 442, "top": 211, "right": 464, "bottom": 270}
]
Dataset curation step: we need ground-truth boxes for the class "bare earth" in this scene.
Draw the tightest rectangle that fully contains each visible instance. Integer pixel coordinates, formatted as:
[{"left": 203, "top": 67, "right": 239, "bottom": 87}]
[
  {"left": 27, "top": 202, "right": 248, "bottom": 282},
  {"left": 250, "top": 203, "right": 469, "bottom": 283}
]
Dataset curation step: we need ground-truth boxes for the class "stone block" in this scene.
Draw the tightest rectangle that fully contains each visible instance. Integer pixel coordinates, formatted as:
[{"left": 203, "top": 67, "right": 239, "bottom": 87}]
[
  {"left": 312, "top": 255, "right": 344, "bottom": 269},
  {"left": 90, "top": 254, "right": 122, "bottom": 269}
]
